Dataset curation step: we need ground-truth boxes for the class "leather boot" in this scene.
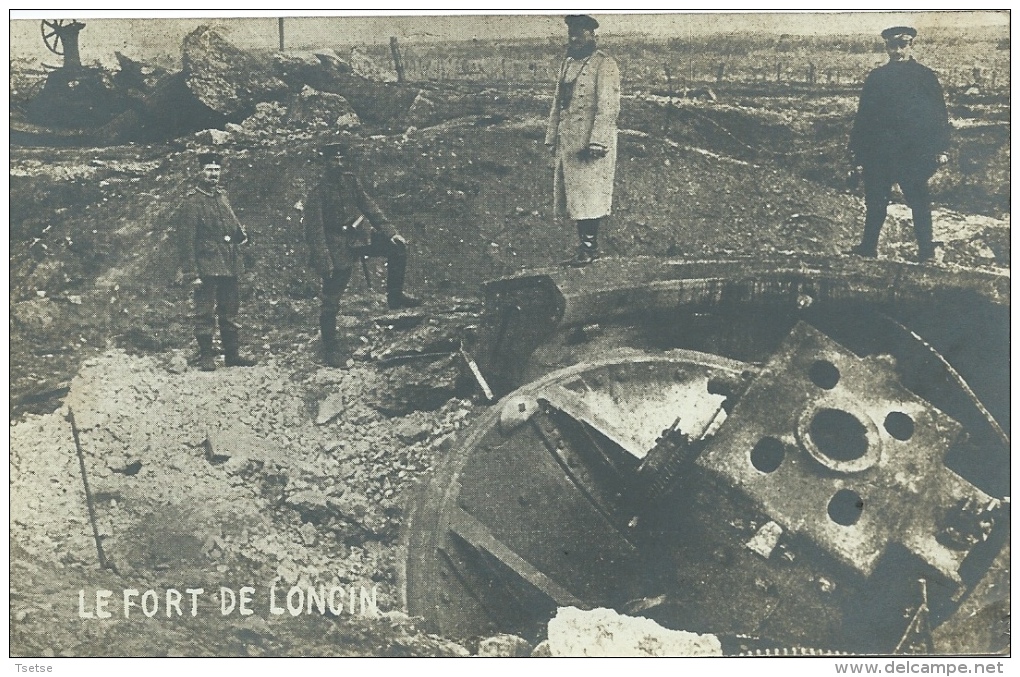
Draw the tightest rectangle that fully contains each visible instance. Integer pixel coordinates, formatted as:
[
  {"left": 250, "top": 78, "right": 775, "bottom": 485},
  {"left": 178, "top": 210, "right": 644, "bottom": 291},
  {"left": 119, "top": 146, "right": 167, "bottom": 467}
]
[
  {"left": 565, "top": 218, "right": 600, "bottom": 266},
  {"left": 913, "top": 205, "right": 936, "bottom": 263},
  {"left": 385, "top": 244, "right": 423, "bottom": 309},
  {"left": 196, "top": 334, "right": 216, "bottom": 372},
  {"left": 222, "top": 329, "right": 257, "bottom": 367},
  {"left": 848, "top": 208, "right": 884, "bottom": 257},
  {"left": 569, "top": 241, "right": 599, "bottom": 266},
  {"left": 319, "top": 314, "right": 348, "bottom": 368}
]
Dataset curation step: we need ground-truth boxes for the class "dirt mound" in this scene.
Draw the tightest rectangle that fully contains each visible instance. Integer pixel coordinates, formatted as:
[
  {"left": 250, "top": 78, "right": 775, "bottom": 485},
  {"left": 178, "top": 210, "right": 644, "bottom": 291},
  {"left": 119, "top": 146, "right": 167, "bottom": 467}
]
[{"left": 10, "top": 344, "right": 480, "bottom": 655}]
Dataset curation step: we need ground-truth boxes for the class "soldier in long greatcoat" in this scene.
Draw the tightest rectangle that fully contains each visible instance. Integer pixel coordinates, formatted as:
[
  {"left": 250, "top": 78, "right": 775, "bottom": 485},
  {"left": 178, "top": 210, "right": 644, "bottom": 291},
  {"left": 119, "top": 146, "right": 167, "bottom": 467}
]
[
  {"left": 847, "top": 26, "right": 951, "bottom": 262},
  {"left": 545, "top": 14, "right": 621, "bottom": 266}
]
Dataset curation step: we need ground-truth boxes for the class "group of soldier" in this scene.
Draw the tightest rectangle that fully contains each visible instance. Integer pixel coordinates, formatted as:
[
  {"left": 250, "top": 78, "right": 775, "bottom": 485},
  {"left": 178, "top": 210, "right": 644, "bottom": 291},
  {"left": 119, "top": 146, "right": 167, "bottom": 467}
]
[
  {"left": 174, "top": 143, "right": 421, "bottom": 370},
  {"left": 174, "top": 16, "right": 953, "bottom": 370}
]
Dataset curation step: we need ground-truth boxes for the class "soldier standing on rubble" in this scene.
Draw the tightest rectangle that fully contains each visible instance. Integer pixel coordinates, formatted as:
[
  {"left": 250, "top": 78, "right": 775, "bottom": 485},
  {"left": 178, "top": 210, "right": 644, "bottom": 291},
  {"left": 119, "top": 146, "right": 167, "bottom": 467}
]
[
  {"left": 545, "top": 14, "right": 621, "bottom": 266},
  {"left": 175, "top": 151, "right": 257, "bottom": 371},
  {"left": 303, "top": 141, "right": 422, "bottom": 368},
  {"left": 847, "top": 26, "right": 951, "bottom": 263}
]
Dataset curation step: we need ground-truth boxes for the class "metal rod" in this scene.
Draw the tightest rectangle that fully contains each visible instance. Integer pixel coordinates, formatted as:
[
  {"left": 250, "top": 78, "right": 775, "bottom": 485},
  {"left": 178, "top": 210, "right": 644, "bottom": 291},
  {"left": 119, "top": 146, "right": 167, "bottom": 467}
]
[
  {"left": 361, "top": 257, "right": 373, "bottom": 290},
  {"left": 67, "top": 407, "right": 112, "bottom": 571},
  {"left": 460, "top": 345, "right": 495, "bottom": 402}
]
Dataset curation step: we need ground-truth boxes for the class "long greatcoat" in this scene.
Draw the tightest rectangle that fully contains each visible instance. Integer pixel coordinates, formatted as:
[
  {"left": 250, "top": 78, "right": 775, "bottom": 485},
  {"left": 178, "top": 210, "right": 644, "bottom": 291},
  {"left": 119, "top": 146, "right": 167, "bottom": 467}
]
[
  {"left": 848, "top": 58, "right": 950, "bottom": 182},
  {"left": 545, "top": 50, "right": 621, "bottom": 221}
]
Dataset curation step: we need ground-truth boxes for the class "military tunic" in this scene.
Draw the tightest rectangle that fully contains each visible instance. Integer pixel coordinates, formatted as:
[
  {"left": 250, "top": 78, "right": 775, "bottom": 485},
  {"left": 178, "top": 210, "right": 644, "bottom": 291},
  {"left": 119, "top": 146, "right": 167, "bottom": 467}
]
[
  {"left": 303, "top": 170, "right": 397, "bottom": 277},
  {"left": 303, "top": 169, "right": 404, "bottom": 318},
  {"left": 174, "top": 185, "right": 250, "bottom": 335},
  {"left": 175, "top": 186, "right": 249, "bottom": 279}
]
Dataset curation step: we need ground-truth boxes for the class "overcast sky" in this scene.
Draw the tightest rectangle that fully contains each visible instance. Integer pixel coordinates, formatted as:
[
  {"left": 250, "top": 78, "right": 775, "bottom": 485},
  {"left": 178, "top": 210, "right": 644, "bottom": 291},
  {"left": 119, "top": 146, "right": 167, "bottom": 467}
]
[{"left": 10, "top": 10, "right": 1009, "bottom": 66}]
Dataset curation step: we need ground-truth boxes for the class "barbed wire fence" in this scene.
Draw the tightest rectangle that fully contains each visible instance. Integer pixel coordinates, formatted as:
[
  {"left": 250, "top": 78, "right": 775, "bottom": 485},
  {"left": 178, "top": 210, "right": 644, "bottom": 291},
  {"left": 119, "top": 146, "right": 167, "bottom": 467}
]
[{"left": 390, "top": 50, "right": 1009, "bottom": 93}]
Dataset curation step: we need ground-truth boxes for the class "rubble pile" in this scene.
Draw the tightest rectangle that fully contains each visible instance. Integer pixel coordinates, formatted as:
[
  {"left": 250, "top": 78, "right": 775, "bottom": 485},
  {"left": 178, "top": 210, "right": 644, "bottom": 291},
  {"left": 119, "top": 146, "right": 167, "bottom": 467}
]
[
  {"left": 194, "top": 86, "right": 363, "bottom": 148},
  {"left": 10, "top": 344, "right": 481, "bottom": 654},
  {"left": 475, "top": 634, "right": 534, "bottom": 657},
  {"left": 546, "top": 607, "right": 723, "bottom": 657},
  {"left": 233, "top": 101, "right": 290, "bottom": 143},
  {"left": 182, "top": 26, "right": 290, "bottom": 118},
  {"left": 284, "top": 86, "right": 361, "bottom": 130},
  {"left": 347, "top": 48, "right": 399, "bottom": 83},
  {"left": 9, "top": 57, "right": 45, "bottom": 105},
  {"left": 881, "top": 204, "right": 1011, "bottom": 266}
]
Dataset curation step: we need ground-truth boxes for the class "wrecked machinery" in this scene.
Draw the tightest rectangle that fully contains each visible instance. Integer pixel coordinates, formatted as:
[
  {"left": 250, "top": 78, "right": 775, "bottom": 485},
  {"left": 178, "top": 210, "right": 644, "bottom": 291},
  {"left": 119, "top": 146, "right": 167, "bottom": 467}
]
[
  {"left": 404, "top": 255, "right": 1009, "bottom": 655},
  {"left": 25, "top": 19, "right": 127, "bottom": 130},
  {"left": 17, "top": 21, "right": 269, "bottom": 144},
  {"left": 14, "top": 21, "right": 418, "bottom": 146}
]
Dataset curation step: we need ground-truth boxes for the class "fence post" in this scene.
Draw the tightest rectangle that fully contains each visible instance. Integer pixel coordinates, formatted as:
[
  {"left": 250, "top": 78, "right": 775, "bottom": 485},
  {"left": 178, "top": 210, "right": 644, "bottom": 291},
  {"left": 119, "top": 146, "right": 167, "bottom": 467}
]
[{"left": 389, "top": 37, "right": 405, "bottom": 83}]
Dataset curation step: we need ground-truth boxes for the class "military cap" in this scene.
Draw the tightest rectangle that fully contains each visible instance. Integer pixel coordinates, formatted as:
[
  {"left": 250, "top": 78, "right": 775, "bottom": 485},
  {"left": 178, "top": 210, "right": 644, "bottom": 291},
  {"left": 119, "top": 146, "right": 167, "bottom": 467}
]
[
  {"left": 198, "top": 151, "right": 223, "bottom": 166},
  {"left": 881, "top": 26, "right": 917, "bottom": 42},
  {"left": 565, "top": 14, "right": 599, "bottom": 31}
]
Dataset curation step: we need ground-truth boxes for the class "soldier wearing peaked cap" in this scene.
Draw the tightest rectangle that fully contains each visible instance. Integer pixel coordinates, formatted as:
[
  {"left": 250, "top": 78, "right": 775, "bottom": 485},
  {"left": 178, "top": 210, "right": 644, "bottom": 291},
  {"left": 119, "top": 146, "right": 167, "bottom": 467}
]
[
  {"left": 174, "top": 151, "right": 257, "bottom": 371},
  {"left": 881, "top": 25, "right": 917, "bottom": 41},
  {"left": 303, "top": 140, "right": 422, "bottom": 368},
  {"left": 848, "top": 26, "right": 950, "bottom": 263},
  {"left": 546, "top": 14, "right": 621, "bottom": 266}
]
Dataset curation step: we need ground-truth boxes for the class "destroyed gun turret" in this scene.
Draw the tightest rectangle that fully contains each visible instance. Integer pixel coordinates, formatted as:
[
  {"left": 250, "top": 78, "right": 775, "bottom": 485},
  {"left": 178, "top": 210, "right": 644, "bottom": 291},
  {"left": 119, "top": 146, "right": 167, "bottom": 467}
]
[{"left": 404, "top": 255, "right": 1010, "bottom": 655}]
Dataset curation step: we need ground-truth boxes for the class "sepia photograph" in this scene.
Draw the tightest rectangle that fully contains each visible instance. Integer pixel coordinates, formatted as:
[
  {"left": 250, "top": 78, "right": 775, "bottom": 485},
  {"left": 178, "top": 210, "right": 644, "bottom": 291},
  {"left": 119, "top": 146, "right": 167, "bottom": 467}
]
[{"left": 8, "top": 9, "right": 1010, "bottom": 663}]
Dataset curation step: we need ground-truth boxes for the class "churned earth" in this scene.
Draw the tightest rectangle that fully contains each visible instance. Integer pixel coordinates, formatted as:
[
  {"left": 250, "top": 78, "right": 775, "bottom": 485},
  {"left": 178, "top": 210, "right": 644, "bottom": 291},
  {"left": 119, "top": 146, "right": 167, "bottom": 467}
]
[{"left": 9, "top": 76, "right": 1009, "bottom": 656}]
